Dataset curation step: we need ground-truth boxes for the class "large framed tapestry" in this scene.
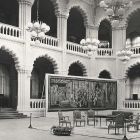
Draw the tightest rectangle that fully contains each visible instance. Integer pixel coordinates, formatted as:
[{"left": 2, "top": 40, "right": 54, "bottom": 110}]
[{"left": 46, "top": 75, "right": 117, "bottom": 111}]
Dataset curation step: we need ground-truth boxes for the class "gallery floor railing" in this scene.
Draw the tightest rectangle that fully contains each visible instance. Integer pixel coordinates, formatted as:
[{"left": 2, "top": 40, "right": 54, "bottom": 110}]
[{"left": 123, "top": 100, "right": 140, "bottom": 109}]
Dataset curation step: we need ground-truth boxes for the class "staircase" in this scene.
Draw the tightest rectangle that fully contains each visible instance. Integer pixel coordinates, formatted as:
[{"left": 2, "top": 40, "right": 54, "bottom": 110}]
[{"left": 0, "top": 108, "right": 27, "bottom": 119}]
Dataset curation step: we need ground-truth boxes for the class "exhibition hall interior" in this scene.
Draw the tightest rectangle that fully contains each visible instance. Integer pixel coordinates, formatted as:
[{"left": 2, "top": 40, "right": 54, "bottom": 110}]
[{"left": 0, "top": 0, "right": 140, "bottom": 140}]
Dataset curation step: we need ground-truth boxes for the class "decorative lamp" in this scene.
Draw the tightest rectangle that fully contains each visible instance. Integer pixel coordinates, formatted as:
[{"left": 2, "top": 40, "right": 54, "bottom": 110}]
[
  {"left": 99, "top": 0, "right": 133, "bottom": 27},
  {"left": 80, "top": 38, "right": 100, "bottom": 56},
  {"left": 116, "top": 47, "right": 133, "bottom": 63},
  {"left": 26, "top": 0, "right": 50, "bottom": 44}
]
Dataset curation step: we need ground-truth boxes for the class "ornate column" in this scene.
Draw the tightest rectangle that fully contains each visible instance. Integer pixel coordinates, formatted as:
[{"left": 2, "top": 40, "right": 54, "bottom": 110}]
[
  {"left": 18, "top": 0, "right": 34, "bottom": 39},
  {"left": 86, "top": 24, "right": 98, "bottom": 39},
  {"left": 117, "top": 78, "right": 126, "bottom": 109},
  {"left": 57, "top": 13, "right": 68, "bottom": 75},
  {"left": 17, "top": 69, "right": 31, "bottom": 115},
  {"left": 112, "top": 26, "right": 126, "bottom": 79},
  {"left": 112, "top": 26, "right": 127, "bottom": 110},
  {"left": 112, "top": 26, "right": 126, "bottom": 54},
  {"left": 86, "top": 25, "right": 99, "bottom": 78}
]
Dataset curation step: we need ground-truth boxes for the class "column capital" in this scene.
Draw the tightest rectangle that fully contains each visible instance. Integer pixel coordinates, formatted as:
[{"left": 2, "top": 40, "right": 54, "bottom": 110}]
[
  {"left": 17, "top": 69, "right": 32, "bottom": 77},
  {"left": 56, "top": 13, "right": 69, "bottom": 19},
  {"left": 86, "top": 24, "right": 98, "bottom": 30},
  {"left": 17, "top": 0, "right": 35, "bottom": 6},
  {"left": 112, "top": 25, "right": 127, "bottom": 31}
]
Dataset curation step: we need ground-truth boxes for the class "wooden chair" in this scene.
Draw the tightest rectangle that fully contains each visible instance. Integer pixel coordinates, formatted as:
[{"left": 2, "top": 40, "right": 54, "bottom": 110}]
[
  {"left": 87, "top": 109, "right": 98, "bottom": 126},
  {"left": 127, "top": 113, "right": 139, "bottom": 132},
  {"left": 73, "top": 110, "right": 86, "bottom": 127},
  {"left": 58, "top": 111, "right": 71, "bottom": 127},
  {"left": 108, "top": 113, "right": 124, "bottom": 134}
]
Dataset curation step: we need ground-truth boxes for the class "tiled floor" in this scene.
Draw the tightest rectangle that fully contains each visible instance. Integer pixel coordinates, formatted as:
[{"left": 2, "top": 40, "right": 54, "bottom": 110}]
[{"left": 0, "top": 113, "right": 140, "bottom": 140}]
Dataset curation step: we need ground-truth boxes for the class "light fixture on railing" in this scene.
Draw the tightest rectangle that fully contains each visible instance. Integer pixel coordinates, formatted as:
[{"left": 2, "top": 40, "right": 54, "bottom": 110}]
[
  {"left": 80, "top": 38, "right": 100, "bottom": 56},
  {"left": 116, "top": 47, "right": 133, "bottom": 63},
  {"left": 26, "top": 0, "right": 50, "bottom": 44},
  {"left": 99, "top": 0, "right": 133, "bottom": 27}
]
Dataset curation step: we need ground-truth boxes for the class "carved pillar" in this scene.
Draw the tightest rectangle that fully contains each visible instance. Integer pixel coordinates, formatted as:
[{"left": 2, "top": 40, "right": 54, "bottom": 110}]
[
  {"left": 18, "top": 0, "right": 34, "bottom": 39},
  {"left": 112, "top": 26, "right": 126, "bottom": 53},
  {"left": 86, "top": 25, "right": 98, "bottom": 39},
  {"left": 112, "top": 26, "right": 126, "bottom": 82},
  {"left": 86, "top": 25, "right": 99, "bottom": 77},
  {"left": 117, "top": 78, "right": 126, "bottom": 109},
  {"left": 57, "top": 14, "right": 68, "bottom": 75},
  {"left": 17, "top": 69, "right": 31, "bottom": 115},
  {"left": 112, "top": 26, "right": 127, "bottom": 109}
]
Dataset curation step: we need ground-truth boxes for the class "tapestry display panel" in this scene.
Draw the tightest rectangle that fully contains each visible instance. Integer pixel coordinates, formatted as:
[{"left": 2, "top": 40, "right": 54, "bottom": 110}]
[{"left": 47, "top": 75, "right": 117, "bottom": 111}]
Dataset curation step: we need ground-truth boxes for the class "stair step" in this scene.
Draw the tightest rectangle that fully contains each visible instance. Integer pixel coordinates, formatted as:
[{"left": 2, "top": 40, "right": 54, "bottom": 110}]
[{"left": 0, "top": 108, "right": 27, "bottom": 119}]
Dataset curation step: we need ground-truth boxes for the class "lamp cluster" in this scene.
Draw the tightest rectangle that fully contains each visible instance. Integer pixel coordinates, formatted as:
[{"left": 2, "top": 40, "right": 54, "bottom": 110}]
[
  {"left": 99, "top": 0, "right": 133, "bottom": 26},
  {"left": 116, "top": 48, "right": 133, "bottom": 63},
  {"left": 26, "top": 21, "right": 50, "bottom": 44},
  {"left": 80, "top": 38, "right": 100, "bottom": 56}
]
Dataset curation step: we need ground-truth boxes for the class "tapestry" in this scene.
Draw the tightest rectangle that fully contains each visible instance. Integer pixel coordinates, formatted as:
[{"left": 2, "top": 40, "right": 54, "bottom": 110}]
[{"left": 47, "top": 75, "right": 117, "bottom": 111}]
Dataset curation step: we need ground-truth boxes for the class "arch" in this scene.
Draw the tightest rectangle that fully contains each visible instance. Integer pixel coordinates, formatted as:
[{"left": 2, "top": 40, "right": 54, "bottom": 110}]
[
  {"left": 31, "top": 54, "right": 58, "bottom": 99},
  {"left": 0, "top": 0, "right": 19, "bottom": 26},
  {"left": 97, "top": 17, "right": 111, "bottom": 28},
  {"left": 126, "top": 8, "right": 140, "bottom": 40},
  {"left": 125, "top": 62, "right": 140, "bottom": 79},
  {"left": 33, "top": 54, "right": 59, "bottom": 74},
  {"left": 32, "top": 0, "right": 57, "bottom": 37},
  {"left": 67, "top": 7, "right": 86, "bottom": 43},
  {"left": 0, "top": 46, "right": 18, "bottom": 108},
  {"left": 50, "top": 0, "right": 60, "bottom": 16},
  {"left": 32, "top": 0, "right": 60, "bottom": 15},
  {"left": 0, "top": 46, "right": 20, "bottom": 70},
  {"left": 98, "top": 19, "right": 112, "bottom": 48},
  {"left": 67, "top": 5, "right": 88, "bottom": 26},
  {"left": 126, "top": 8, "right": 140, "bottom": 28},
  {"left": 98, "top": 70, "right": 111, "bottom": 79},
  {"left": 68, "top": 60, "right": 87, "bottom": 76},
  {"left": 125, "top": 62, "right": 140, "bottom": 100}
]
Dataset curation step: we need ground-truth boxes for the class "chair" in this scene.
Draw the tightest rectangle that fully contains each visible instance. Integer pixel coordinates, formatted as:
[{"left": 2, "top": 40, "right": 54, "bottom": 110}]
[
  {"left": 108, "top": 113, "right": 124, "bottom": 134},
  {"left": 58, "top": 111, "right": 71, "bottom": 127},
  {"left": 106, "top": 111, "right": 133, "bottom": 125},
  {"left": 127, "top": 113, "right": 139, "bottom": 132},
  {"left": 73, "top": 110, "right": 86, "bottom": 127},
  {"left": 87, "top": 109, "right": 98, "bottom": 126}
]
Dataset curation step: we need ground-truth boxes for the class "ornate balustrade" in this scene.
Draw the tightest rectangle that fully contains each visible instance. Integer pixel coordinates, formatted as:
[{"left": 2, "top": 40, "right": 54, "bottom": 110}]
[
  {"left": 131, "top": 47, "right": 140, "bottom": 55},
  {"left": 123, "top": 100, "right": 140, "bottom": 109},
  {"left": 0, "top": 22, "right": 21, "bottom": 38},
  {"left": 32, "top": 35, "right": 58, "bottom": 47},
  {"left": 66, "top": 41, "right": 87, "bottom": 54},
  {"left": 97, "top": 48, "right": 113, "bottom": 56},
  {"left": 30, "top": 99, "right": 46, "bottom": 109}
]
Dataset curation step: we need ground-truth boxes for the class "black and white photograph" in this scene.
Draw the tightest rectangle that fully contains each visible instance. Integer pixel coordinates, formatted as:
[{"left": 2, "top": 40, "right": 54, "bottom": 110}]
[{"left": 0, "top": 0, "right": 140, "bottom": 140}]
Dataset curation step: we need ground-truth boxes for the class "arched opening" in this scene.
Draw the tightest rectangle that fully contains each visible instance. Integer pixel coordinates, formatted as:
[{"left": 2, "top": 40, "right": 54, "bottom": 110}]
[
  {"left": 0, "top": 0, "right": 18, "bottom": 26},
  {"left": 67, "top": 8, "right": 86, "bottom": 44},
  {"left": 126, "top": 63, "right": 140, "bottom": 100},
  {"left": 31, "top": 57, "right": 55, "bottom": 99},
  {"left": 0, "top": 49, "right": 18, "bottom": 108},
  {"left": 98, "top": 19, "right": 112, "bottom": 48},
  {"left": 98, "top": 70, "right": 111, "bottom": 79},
  {"left": 68, "top": 63, "right": 84, "bottom": 76},
  {"left": 32, "top": 0, "right": 57, "bottom": 37},
  {"left": 127, "top": 9, "right": 140, "bottom": 42}
]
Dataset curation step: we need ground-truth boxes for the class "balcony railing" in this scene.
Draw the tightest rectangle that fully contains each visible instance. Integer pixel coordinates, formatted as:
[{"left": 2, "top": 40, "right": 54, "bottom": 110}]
[
  {"left": 97, "top": 48, "right": 113, "bottom": 56},
  {"left": 66, "top": 41, "right": 87, "bottom": 54},
  {"left": 131, "top": 47, "right": 140, "bottom": 55},
  {"left": 123, "top": 100, "right": 140, "bottom": 109},
  {"left": 32, "top": 35, "right": 58, "bottom": 47},
  {"left": 0, "top": 22, "right": 21, "bottom": 38},
  {"left": 30, "top": 99, "right": 46, "bottom": 109}
]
